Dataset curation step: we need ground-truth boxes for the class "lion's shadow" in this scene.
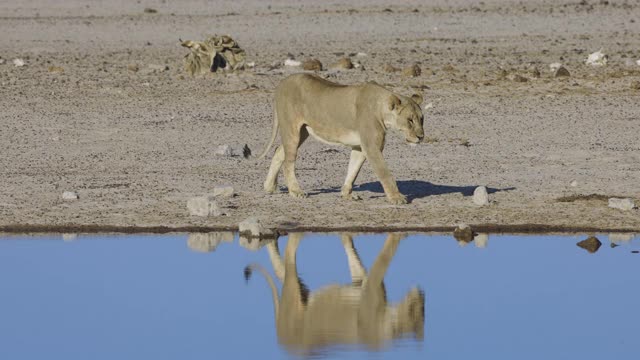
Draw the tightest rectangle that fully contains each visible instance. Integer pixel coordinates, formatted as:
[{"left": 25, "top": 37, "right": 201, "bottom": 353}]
[{"left": 309, "top": 180, "right": 515, "bottom": 202}]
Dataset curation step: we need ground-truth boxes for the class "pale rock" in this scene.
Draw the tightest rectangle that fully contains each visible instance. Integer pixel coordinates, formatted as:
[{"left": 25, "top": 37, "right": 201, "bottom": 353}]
[
  {"left": 284, "top": 59, "right": 301, "bottom": 67},
  {"left": 214, "top": 144, "right": 234, "bottom": 156},
  {"left": 239, "top": 216, "right": 274, "bottom": 238},
  {"left": 62, "top": 191, "right": 79, "bottom": 200},
  {"left": 187, "top": 232, "right": 234, "bottom": 252},
  {"left": 549, "top": 62, "right": 563, "bottom": 72},
  {"left": 586, "top": 49, "right": 608, "bottom": 66},
  {"left": 608, "top": 198, "right": 635, "bottom": 211},
  {"left": 570, "top": 180, "right": 578, "bottom": 187},
  {"left": 453, "top": 223, "right": 474, "bottom": 243},
  {"left": 187, "top": 196, "right": 222, "bottom": 216},
  {"left": 246, "top": 61, "right": 256, "bottom": 68},
  {"left": 13, "top": 58, "right": 25, "bottom": 67},
  {"left": 473, "top": 186, "right": 489, "bottom": 206},
  {"left": 213, "top": 185, "right": 235, "bottom": 198},
  {"left": 355, "top": 52, "right": 367, "bottom": 57},
  {"left": 0, "top": 58, "right": 5, "bottom": 65}
]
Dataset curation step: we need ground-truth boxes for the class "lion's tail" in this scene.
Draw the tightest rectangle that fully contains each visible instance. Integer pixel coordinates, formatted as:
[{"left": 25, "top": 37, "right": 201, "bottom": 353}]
[
  {"left": 244, "top": 263, "right": 280, "bottom": 319},
  {"left": 257, "top": 108, "right": 279, "bottom": 160}
]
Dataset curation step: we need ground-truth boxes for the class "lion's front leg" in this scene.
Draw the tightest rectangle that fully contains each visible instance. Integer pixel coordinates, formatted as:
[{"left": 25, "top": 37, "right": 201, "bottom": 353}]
[
  {"left": 362, "top": 138, "right": 407, "bottom": 205},
  {"left": 341, "top": 149, "right": 366, "bottom": 200}
]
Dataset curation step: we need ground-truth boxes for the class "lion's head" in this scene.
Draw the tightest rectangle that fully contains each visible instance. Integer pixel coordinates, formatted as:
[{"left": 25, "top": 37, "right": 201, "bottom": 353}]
[{"left": 384, "top": 94, "right": 426, "bottom": 144}]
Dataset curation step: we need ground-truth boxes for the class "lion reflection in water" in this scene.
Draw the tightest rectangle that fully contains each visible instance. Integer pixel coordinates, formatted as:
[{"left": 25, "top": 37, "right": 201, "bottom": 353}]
[{"left": 244, "top": 233, "right": 424, "bottom": 355}]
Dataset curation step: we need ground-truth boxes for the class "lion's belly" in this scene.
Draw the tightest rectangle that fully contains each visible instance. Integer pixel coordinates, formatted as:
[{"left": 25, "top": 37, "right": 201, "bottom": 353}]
[{"left": 306, "top": 126, "right": 361, "bottom": 147}]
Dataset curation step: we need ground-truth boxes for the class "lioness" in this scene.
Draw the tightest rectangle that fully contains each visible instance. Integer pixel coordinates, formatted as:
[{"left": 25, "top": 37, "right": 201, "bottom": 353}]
[
  {"left": 244, "top": 233, "right": 425, "bottom": 355},
  {"left": 258, "top": 74, "right": 426, "bottom": 204}
]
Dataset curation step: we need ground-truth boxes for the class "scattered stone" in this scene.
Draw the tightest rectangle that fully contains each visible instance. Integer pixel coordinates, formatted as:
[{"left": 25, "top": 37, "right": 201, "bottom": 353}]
[
  {"left": 576, "top": 236, "right": 602, "bottom": 253},
  {"left": 330, "top": 57, "right": 353, "bottom": 70},
  {"left": 143, "top": 7, "right": 158, "bottom": 13},
  {"left": 473, "top": 186, "right": 489, "bottom": 206},
  {"left": 239, "top": 217, "right": 274, "bottom": 239},
  {"left": 214, "top": 144, "right": 234, "bottom": 156},
  {"left": 356, "top": 52, "right": 367, "bottom": 57},
  {"left": 13, "top": 58, "right": 25, "bottom": 67},
  {"left": 608, "top": 197, "right": 636, "bottom": 211},
  {"left": 302, "top": 58, "right": 323, "bottom": 71},
  {"left": 453, "top": 223, "right": 474, "bottom": 243},
  {"left": 586, "top": 49, "right": 608, "bottom": 66},
  {"left": 284, "top": 58, "right": 301, "bottom": 67},
  {"left": 402, "top": 63, "right": 421, "bottom": 77},
  {"left": 474, "top": 233, "right": 489, "bottom": 248},
  {"left": 510, "top": 74, "right": 528, "bottom": 82},
  {"left": 62, "top": 191, "right": 79, "bottom": 201},
  {"left": 554, "top": 66, "right": 571, "bottom": 77},
  {"left": 127, "top": 64, "right": 139, "bottom": 72},
  {"left": 549, "top": 62, "right": 563, "bottom": 72},
  {"left": 570, "top": 180, "right": 578, "bottom": 187},
  {"left": 242, "top": 144, "right": 251, "bottom": 158},
  {"left": 187, "top": 196, "right": 222, "bottom": 217},
  {"left": 382, "top": 63, "right": 399, "bottom": 73},
  {"left": 47, "top": 66, "right": 64, "bottom": 73},
  {"left": 246, "top": 61, "right": 256, "bottom": 68},
  {"left": 631, "top": 81, "right": 640, "bottom": 90},
  {"left": 0, "top": 57, "right": 5, "bottom": 65},
  {"left": 213, "top": 185, "right": 235, "bottom": 198},
  {"left": 187, "top": 232, "right": 234, "bottom": 252},
  {"left": 637, "top": 59, "right": 640, "bottom": 66},
  {"left": 147, "top": 64, "right": 169, "bottom": 72}
]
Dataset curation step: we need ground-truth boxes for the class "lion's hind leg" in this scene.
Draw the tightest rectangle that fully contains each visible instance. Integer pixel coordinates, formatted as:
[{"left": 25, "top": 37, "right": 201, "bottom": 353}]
[{"left": 282, "top": 126, "right": 309, "bottom": 198}]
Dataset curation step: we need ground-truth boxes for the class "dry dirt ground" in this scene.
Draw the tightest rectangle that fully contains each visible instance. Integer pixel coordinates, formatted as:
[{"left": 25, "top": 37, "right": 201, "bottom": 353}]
[{"left": 1, "top": 0, "right": 639, "bottom": 234}]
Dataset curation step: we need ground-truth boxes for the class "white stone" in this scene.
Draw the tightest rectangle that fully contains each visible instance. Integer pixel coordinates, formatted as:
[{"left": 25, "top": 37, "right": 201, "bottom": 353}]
[
  {"left": 147, "top": 64, "right": 168, "bottom": 72},
  {"left": 239, "top": 216, "right": 274, "bottom": 238},
  {"left": 570, "top": 180, "right": 578, "bottom": 187},
  {"left": 214, "top": 144, "right": 234, "bottom": 156},
  {"left": 213, "top": 185, "right": 235, "bottom": 198},
  {"left": 187, "top": 196, "right": 222, "bottom": 216},
  {"left": 246, "top": 61, "right": 256, "bottom": 68},
  {"left": 586, "top": 50, "right": 608, "bottom": 66},
  {"left": 187, "top": 232, "right": 234, "bottom": 252},
  {"left": 549, "top": 62, "right": 562, "bottom": 72},
  {"left": 608, "top": 198, "right": 635, "bottom": 211},
  {"left": 0, "top": 58, "right": 5, "bottom": 65},
  {"left": 474, "top": 233, "right": 489, "bottom": 248},
  {"left": 13, "top": 58, "right": 25, "bottom": 67},
  {"left": 473, "top": 186, "right": 489, "bottom": 206},
  {"left": 62, "top": 191, "right": 79, "bottom": 200},
  {"left": 284, "top": 59, "right": 301, "bottom": 67},
  {"left": 356, "top": 52, "right": 367, "bottom": 57},
  {"left": 637, "top": 59, "right": 640, "bottom": 66}
]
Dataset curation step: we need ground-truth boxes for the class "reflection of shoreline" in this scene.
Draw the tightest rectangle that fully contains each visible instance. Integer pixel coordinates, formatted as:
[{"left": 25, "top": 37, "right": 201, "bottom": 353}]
[{"left": 244, "top": 233, "right": 425, "bottom": 356}]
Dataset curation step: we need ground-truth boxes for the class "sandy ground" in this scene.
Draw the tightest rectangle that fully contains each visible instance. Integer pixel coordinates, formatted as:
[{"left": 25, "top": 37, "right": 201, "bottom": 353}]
[{"left": 1, "top": 0, "right": 639, "bottom": 233}]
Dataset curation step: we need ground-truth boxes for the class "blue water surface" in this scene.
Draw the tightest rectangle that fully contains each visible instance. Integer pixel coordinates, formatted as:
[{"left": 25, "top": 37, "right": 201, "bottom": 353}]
[{"left": 0, "top": 232, "right": 638, "bottom": 360}]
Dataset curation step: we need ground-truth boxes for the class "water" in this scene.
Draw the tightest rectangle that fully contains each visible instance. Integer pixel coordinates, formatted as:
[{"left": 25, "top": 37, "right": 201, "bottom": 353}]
[{"left": 0, "top": 232, "right": 638, "bottom": 360}]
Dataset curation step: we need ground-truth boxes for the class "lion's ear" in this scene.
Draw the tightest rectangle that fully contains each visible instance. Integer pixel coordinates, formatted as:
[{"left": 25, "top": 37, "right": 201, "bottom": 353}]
[
  {"left": 388, "top": 95, "right": 401, "bottom": 111},
  {"left": 411, "top": 93, "right": 423, "bottom": 105}
]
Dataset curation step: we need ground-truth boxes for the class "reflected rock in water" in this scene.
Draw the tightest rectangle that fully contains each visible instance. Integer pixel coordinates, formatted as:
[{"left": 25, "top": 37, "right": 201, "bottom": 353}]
[
  {"left": 474, "top": 233, "right": 489, "bottom": 248},
  {"left": 576, "top": 236, "right": 602, "bottom": 254},
  {"left": 62, "top": 233, "right": 78, "bottom": 242},
  {"left": 244, "top": 232, "right": 425, "bottom": 356},
  {"left": 187, "top": 232, "right": 234, "bottom": 253},
  {"left": 453, "top": 224, "right": 474, "bottom": 244},
  {"left": 609, "top": 233, "right": 635, "bottom": 245},
  {"left": 239, "top": 235, "right": 274, "bottom": 251}
]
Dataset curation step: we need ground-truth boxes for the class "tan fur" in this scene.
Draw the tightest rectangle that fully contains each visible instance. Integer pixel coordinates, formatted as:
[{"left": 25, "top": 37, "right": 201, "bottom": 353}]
[
  {"left": 245, "top": 233, "right": 425, "bottom": 355},
  {"left": 259, "top": 73, "right": 426, "bottom": 204}
]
